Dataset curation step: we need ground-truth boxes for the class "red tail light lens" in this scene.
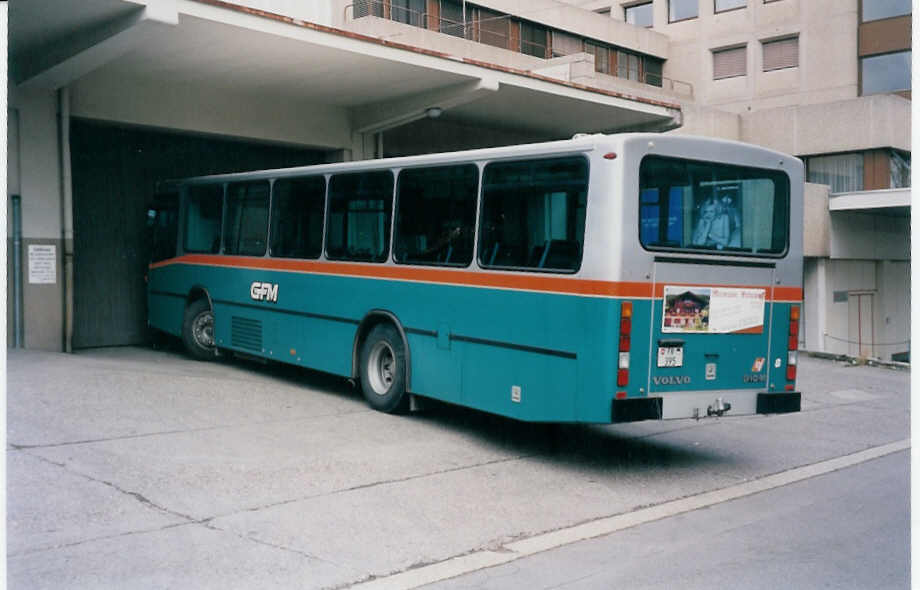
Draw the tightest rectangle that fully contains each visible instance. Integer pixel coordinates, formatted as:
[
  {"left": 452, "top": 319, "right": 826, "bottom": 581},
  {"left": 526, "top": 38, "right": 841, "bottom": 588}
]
[
  {"left": 618, "top": 302, "right": 632, "bottom": 388},
  {"left": 788, "top": 306, "right": 800, "bottom": 352}
]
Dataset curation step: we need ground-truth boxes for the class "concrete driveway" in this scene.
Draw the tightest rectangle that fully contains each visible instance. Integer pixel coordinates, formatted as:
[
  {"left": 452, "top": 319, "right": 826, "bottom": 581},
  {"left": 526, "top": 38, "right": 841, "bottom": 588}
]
[{"left": 7, "top": 346, "right": 910, "bottom": 589}]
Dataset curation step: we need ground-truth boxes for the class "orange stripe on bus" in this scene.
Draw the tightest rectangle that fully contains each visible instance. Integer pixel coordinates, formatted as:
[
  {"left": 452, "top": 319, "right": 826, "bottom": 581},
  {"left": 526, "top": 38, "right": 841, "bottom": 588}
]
[{"left": 149, "top": 255, "right": 802, "bottom": 302}]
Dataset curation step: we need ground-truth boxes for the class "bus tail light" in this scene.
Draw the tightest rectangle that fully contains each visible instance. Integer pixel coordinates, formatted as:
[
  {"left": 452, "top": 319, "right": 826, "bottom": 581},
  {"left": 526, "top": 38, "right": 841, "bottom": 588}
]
[
  {"left": 787, "top": 306, "right": 800, "bottom": 381},
  {"left": 617, "top": 302, "right": 632, "bottom": 387},
  {"left": 786, "top": 351, "right": 797, "bottom": 381}
]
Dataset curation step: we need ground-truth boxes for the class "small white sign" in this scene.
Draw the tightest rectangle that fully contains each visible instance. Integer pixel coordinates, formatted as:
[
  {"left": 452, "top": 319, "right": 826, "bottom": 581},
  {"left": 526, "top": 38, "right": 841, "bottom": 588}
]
[
  {"left": 28, "top": 245, "right": 56, "bottom": 284},
  {"left": 705, "top": 363, "right": 717, "bottom": 381},
  {"left": 511, "top": 385, "right": 521, "bottom": 403}
]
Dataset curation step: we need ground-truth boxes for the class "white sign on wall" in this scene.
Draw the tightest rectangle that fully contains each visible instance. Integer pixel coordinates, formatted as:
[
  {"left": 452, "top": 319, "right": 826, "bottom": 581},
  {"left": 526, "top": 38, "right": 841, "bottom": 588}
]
[{"left": 28, "top": 244, "right": 57, "bottom": 284}]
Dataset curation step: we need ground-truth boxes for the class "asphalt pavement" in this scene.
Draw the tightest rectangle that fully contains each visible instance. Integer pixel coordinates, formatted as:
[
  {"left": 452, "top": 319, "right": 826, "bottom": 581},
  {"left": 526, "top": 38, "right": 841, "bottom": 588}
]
[{"left": 6, "top": 346, "right": 910, "bottom": 589}]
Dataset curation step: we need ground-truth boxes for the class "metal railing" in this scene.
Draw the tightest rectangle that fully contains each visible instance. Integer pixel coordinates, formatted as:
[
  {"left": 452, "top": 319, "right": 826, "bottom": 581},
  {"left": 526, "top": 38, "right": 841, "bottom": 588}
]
[{"left": 344, "top": 0, "right": 693, "bottom": 94}]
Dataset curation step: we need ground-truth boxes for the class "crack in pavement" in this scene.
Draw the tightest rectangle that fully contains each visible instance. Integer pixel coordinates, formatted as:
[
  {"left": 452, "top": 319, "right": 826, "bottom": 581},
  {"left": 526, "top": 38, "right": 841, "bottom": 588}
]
[
  {"left": 202, "top": 520, "right": 351, "bottom": 571},
  {"left": 24, "top": 452, "right": 200, "bottom": 523},
  {"left": 7, "top": 407, "right": 372, "bottom": 451},
  {"left": 7, "top": 522, "right": 196, "bottom": 559}
]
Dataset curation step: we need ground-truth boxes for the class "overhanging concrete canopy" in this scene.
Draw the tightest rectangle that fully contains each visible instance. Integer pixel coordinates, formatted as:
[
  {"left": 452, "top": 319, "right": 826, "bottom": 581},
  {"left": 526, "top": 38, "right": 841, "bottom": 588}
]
[{"left": 10, "top": 0, "right": 681, "bottom": 144}]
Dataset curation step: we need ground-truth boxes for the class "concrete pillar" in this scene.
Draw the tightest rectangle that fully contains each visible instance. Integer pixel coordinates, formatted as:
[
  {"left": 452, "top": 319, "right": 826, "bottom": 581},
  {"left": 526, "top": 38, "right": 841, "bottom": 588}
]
[
  {"left": 815, "top": 258, "right": 828, "bottom": 353},
  {"left": 7, "top": 88, "right": 65, "bottom": 351}
]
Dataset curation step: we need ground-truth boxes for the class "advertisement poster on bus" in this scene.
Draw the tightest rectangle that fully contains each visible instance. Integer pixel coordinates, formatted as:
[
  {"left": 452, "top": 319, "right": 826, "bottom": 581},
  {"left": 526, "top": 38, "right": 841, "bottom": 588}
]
[{"left": 663, "top": 286, "right": 765, "bottom": 334}]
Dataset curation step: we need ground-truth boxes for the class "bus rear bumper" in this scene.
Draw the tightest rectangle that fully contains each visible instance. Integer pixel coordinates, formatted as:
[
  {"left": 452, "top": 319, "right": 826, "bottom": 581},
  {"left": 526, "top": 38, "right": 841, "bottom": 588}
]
[{"left": 611, "top": 391, "right": 801, "bottom": 423}]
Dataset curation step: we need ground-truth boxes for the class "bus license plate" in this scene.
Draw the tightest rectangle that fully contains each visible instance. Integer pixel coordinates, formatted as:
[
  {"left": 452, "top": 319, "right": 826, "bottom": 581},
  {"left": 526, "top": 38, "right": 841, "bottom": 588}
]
[{"left": 657, "top": 346, "right": 684, "bottom": 368}]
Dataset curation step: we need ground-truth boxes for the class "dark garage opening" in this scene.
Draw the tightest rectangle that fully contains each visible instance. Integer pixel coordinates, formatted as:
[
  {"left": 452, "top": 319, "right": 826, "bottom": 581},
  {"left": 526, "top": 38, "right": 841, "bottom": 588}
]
[{"left": 70, "top": 119, "right": 327, "bottom": 349}]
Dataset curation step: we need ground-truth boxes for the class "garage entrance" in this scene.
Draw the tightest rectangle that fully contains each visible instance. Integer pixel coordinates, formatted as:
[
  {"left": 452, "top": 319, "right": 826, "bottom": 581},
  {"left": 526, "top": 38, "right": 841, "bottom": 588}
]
[{"left": 70, "top": 119, "right": 327, "bottom": 348}]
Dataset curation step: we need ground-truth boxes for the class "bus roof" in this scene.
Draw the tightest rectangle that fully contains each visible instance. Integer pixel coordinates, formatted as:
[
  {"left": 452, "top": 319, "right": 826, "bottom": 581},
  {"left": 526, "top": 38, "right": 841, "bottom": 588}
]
[{"left": 158, "top": 133, "right": 800, "bottom": 188}]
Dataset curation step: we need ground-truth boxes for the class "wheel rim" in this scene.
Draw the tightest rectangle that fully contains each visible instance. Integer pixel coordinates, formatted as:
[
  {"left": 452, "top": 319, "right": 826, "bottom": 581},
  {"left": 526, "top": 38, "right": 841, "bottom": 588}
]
[
  {"left": 191, "top": 310, "right": 215, "bottom": 350},
  {"left": 367, "top": 341, "right": 395, "bottom": 395}
]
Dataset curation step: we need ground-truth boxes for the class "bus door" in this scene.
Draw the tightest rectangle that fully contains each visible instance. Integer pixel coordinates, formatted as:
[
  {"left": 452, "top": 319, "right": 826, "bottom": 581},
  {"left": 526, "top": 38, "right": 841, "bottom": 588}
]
[{"left": 648, "top": 260, "right": 774, "bottom": 397}]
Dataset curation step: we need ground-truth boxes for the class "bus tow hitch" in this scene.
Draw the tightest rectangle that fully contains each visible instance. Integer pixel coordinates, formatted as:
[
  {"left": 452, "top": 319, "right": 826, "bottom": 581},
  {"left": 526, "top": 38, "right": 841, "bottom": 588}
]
[{"left": 707, "top": 398, "right": 732, "bottom": 417}]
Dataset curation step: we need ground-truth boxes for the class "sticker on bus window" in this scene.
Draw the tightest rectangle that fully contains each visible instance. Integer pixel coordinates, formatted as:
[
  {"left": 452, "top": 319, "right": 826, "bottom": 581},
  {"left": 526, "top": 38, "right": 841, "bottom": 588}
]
[{"left": 663, "top": 286, "right": 765, "bottom": 334}]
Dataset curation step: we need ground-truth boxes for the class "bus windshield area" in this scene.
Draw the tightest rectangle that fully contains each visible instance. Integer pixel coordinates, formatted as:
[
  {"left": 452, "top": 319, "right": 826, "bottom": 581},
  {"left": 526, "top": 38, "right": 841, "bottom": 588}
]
[{"left": 639, "top": 155, "right": 790, "bottom": 257}]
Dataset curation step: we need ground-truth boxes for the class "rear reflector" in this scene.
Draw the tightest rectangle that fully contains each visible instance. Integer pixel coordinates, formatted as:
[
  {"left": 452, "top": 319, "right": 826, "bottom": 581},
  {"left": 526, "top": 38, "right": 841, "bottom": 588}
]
[{"left": 617, "top": 368, "right": 629, "bottom": 387}]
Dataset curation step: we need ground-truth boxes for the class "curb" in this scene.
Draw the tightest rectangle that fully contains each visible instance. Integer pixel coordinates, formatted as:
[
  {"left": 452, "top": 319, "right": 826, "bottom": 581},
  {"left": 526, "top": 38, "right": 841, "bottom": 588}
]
[{"left": 805, "top": 350, "right": 910, "bottom": 371}]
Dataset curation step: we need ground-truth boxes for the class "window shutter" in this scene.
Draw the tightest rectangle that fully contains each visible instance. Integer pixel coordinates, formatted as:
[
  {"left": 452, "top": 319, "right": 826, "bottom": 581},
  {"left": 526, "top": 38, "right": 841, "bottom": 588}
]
[
  {"left": 763, "top": 37, "right": 798, "bottom": 71},
  {"left": 713, "top": 45, "right": 746, "bottom": 79},
  {"left": 552, "top": 31, "right": 583, "bottom": 56}
]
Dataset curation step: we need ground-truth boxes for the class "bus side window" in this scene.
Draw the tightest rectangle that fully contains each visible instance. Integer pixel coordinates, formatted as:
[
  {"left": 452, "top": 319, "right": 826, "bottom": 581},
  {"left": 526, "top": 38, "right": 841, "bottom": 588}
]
[
  {"left": 393, "top": 164, "right": 478, "bottom": 267},
  {"left": 185, "top": 184, "right": 224, "bottom": 254},
  {"left": 479, "top": 157, "right": 588, "bottom": 272},
  {"left": 326, "top": 171, "right": 393, "bottom": 263},
  {"left": 270, "top": 176, "right": 326, "bottom": 259},
  {"left": 225, "top": 180, "right": 270, "bottom": 256},
  {"left": 148, "top": 192, "right": 179, "bottom": 263}
]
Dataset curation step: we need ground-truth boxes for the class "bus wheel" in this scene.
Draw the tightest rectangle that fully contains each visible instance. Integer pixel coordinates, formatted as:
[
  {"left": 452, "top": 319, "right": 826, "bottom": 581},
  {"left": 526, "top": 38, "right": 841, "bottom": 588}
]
[
  {"left": 182, "top": 298, "right": 217, "bottom": 361},
  {"left": 359, "top": 324, "right": 409, "bottom": 413}
]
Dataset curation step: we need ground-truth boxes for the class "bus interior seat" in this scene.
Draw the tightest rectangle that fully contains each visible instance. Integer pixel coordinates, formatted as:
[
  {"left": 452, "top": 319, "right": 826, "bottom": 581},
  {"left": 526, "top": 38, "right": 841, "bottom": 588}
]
[{"left": 543, "top": 240, "right": 580, "bottom": 270}]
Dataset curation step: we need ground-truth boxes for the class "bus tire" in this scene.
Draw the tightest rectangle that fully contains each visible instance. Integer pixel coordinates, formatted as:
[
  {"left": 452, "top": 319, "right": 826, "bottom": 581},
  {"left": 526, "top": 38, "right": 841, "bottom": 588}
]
[
  {"left": 359, "top": 323, "right": 409, "bottom": 413},
  {"left": 182, "top": 298, "right": 217, "bottom": 361}
]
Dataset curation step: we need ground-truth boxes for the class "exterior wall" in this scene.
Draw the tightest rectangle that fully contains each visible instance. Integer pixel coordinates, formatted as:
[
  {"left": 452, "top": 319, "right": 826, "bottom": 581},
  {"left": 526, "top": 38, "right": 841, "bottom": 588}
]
[
  {"left": 739, "top": 94, "right": 911, "bottom": 156},
  {"left": 874, "top": 260, "right": 911, "bottom": 360},
  {"left": 668, "top": 103, "right": 739, "bottom": 139},
  {"left": 828, "top": 211, "right": 909, "bottom": 260},
  {"left": 656, "top": 0, "right": 858, "bottom": 113},
  {"left": 802, "top": 182, "right": 830, "bottom": 257},
  {"left": 7, "top": 88, "right": 65, "bottom": 351}
]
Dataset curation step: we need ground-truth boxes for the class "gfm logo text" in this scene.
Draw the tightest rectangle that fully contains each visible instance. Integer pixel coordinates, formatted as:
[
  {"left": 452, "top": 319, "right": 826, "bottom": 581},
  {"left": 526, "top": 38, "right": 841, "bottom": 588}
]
[{"left": 250, "top": 282, "right": 279, "bottom": 303}]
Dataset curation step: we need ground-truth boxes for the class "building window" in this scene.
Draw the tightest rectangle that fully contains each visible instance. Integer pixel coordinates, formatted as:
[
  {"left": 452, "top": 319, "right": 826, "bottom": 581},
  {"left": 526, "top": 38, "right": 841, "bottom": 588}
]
[
  {"left": 669, "top": 0, "right": 698, "bottom": 22},
  {"left": 520, "top": 21, "right": 549, "bottom": 58},
  {"left": 860, "top": 50, "right": 911, "bottom": 95},
  {"left": 889, "top": 150, "right": 911, "bottom": 188},
  {"left": 476, "top": 7, "right": 509, "bottom": 49},
  {"left": 715, "top": 0, "right": 746, "bottom": 12},
  {"left": 354, "top": 0, "right": 384, "bottom": 18},
  {"left": 551, "top": 31, "right": 583, "bottom": 57},
  {"left": 861, "top": 0, "right": 911, "bottom": 22},
  {"left": 806, "top": 153, "right": 864, "bottom": 193},
  {"left": 439, "top": 0, "right": 466, "bottom": 37},
  {"left": 586, "top": 42, "right": 610, "bottom": 74},
  {"left": 625, "top": 2, "right": 653, "bottom": 27},
  {"left": 645, "top": 58, "right": 664, "bottom": 86},
  {"left": 713, "top": 45, "right": 747, "bottom": 79},
  {"left": 391, "top": 0, "right": 425, "bottom": 26},
  {"left": 762, "top": 36, "right": 798, "bottom": 71}
]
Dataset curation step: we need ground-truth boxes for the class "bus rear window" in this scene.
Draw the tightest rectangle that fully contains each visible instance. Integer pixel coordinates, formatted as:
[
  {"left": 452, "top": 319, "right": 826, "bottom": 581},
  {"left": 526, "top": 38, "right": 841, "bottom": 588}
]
[{"left": 639, "top": 156, "right": 789, "bottom": 256}]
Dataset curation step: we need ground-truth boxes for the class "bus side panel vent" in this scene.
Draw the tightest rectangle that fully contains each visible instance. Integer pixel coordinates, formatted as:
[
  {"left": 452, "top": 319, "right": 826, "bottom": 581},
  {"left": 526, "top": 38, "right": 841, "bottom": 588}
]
[{"left": 231, "top": 316, "right": 263, "bottom": 351}]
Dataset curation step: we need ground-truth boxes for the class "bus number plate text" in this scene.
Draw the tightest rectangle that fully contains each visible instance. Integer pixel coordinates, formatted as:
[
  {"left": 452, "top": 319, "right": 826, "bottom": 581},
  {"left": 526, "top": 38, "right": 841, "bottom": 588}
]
[{"left": 657, "top": 346, "right": 684, "bottom": 368}]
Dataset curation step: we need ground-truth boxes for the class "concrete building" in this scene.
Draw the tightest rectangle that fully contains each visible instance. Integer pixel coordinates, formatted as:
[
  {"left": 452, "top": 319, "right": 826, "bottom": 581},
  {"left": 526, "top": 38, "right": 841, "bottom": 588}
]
[{"left": 7, "top": 0, "right": 911, "bottom": 360}]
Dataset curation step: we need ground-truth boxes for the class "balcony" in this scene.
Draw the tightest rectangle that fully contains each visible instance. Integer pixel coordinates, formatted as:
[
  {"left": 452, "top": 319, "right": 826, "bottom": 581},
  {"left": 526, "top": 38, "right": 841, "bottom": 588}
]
[{"left": 343, "top": 0, "right": 692, "bottom": 101}]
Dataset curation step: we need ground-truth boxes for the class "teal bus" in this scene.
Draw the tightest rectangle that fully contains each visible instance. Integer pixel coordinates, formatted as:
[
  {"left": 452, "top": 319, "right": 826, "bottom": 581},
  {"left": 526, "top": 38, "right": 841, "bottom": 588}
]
[{"left": 146, "top": 133, "right": 803, "bottom": 423}]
